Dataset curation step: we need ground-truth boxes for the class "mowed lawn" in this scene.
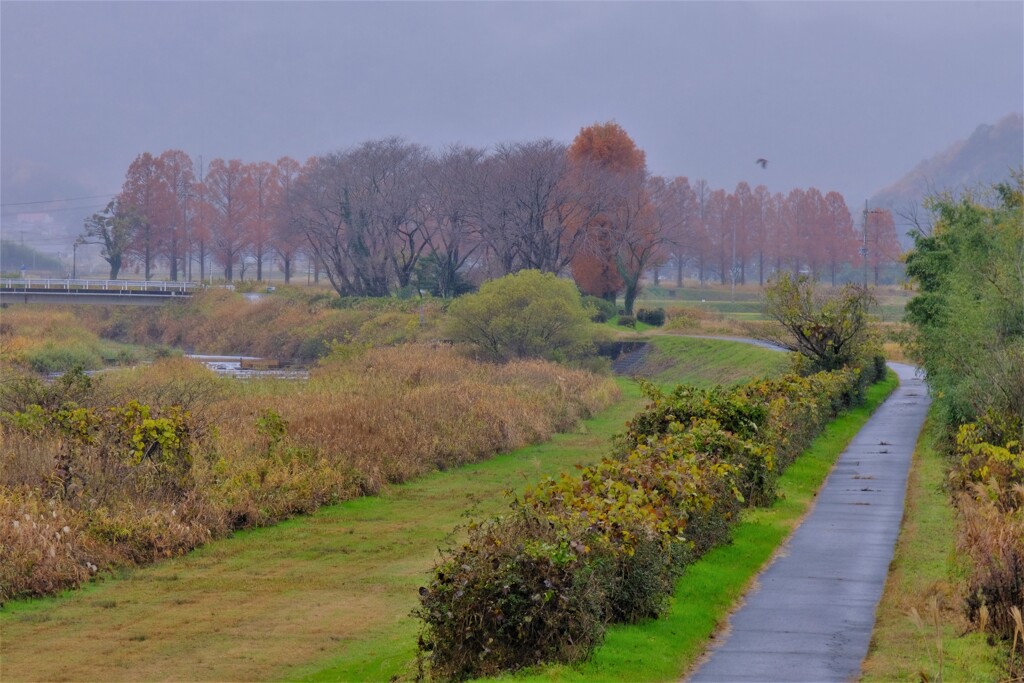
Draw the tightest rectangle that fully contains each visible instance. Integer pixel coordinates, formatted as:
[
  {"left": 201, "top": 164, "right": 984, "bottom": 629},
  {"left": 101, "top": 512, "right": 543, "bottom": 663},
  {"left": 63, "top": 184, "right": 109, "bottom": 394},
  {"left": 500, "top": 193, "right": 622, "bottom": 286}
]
[{"left": 0, "top": 338, "right": 786, "bottom": 682}]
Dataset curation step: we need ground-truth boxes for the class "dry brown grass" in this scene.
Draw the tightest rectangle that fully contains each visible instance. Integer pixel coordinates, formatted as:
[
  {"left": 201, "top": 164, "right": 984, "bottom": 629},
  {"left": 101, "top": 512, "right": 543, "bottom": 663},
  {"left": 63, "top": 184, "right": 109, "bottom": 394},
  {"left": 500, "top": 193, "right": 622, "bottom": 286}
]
[
  {"left": 0, "top": 345, "right": 618, "bottom": 601},
  {"left": 957, "top": 489, "right": 1024, "bottom": 640},
  {"left": 82, "top": 288, "right": 444, "bottom": 362},
  {"left": 661, "top": 306, "right": 757, "bottom": 337}
]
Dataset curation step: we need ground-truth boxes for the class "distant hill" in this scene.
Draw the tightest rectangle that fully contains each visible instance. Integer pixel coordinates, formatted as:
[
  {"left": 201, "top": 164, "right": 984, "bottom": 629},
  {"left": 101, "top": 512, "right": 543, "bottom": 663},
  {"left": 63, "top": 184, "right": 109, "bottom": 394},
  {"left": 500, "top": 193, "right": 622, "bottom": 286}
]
[{"left": 870, "top": 113, "right": 1023, "bottom": 246}]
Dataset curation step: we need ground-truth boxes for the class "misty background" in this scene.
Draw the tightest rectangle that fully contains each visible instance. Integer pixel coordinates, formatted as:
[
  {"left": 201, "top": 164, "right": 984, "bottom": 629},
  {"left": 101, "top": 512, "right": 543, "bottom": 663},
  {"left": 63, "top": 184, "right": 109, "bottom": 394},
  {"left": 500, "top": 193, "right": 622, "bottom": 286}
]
[{"left": 2, "top": 1, "right": 1022, "bottom": 265}]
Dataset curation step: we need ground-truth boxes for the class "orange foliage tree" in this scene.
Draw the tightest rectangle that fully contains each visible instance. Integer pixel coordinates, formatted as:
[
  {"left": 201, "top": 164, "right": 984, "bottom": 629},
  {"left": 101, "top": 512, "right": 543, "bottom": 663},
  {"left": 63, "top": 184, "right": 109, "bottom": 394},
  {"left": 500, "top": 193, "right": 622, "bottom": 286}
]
[{"left": 568, "top": 122, "right": 666, "bottom": 314}]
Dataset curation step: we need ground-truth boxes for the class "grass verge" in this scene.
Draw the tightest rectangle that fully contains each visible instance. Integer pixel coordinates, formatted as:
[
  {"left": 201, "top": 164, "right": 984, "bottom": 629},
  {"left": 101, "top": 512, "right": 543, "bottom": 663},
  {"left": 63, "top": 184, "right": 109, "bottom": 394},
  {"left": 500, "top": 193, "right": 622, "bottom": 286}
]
[
  {"left": 641, "top": 336, "right": 789, "bottom": 388},
  {"left": 503, "top": 369, "right": 899, "bottom": 683},
  {"left": 860, "top": 414, "right": 1006, "bottom": 682}
]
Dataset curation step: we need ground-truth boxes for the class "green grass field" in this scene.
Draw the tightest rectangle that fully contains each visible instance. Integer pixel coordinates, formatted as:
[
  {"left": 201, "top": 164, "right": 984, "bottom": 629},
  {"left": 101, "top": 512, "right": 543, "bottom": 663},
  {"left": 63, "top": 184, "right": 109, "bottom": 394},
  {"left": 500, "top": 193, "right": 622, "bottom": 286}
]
[
  {"left": 0, "top": 338, "right": 786, "bottom": 682},
  {"left": 634, "top": 283, "right": 911, "bottom": 323}
]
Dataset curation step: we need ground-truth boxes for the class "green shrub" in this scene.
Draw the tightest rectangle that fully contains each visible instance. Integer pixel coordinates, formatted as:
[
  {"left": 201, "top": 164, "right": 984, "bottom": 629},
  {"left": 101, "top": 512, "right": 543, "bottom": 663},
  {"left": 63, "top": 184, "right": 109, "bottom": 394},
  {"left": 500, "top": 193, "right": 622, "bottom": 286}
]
[
  {"left": 635, "top": 308, "right": 666, "bottom": 326},
  {"left": 446, "top": 270, "right": 595, "bottom": 363},
  {"left": 583, "top": 295, "right": 617, "bottom": 323},
  {"left": 617, "top": 315, "right": 636, "bottom": 328},
  {"left": 26, "top": 343, "right": 103, "bottom": 374},
  {"left": 416, "top": 509, "right": 610, "bottom": 681}
]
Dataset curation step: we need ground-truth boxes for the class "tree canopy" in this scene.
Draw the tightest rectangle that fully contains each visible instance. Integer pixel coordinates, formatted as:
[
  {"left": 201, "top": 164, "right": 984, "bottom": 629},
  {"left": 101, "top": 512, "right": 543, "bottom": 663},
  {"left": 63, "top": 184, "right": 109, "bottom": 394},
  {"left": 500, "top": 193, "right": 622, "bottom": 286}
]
[
  {"left": 763, "top": 273, "right": 875, "bottom": 373},
  {"left": 904, "top": 176, "right": 1024, "bottom": 429}
]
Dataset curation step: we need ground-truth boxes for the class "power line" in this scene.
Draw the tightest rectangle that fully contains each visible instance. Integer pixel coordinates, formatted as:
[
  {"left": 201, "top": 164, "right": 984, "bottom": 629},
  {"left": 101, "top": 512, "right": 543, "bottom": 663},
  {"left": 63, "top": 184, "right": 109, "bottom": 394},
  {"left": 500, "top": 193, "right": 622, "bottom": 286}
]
[
  {"left": 1, "top": 203, "right": 109, "bottom": 217},
  {"left": 0, "top": 193, "right": 117, "bottom": 208}
]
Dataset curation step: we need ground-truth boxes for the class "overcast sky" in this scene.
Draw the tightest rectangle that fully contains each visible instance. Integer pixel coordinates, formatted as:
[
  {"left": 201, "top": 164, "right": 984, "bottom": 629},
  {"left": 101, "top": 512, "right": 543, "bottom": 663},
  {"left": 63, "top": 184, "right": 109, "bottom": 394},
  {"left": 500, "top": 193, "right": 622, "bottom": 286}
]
[{"left": 2, "top": 1, "right": 1022, "bottom": 248}]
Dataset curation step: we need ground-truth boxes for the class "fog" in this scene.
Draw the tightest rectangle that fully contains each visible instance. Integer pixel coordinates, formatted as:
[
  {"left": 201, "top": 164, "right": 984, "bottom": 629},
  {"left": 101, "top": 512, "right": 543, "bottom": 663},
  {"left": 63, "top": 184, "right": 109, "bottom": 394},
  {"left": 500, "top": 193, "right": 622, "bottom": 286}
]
[{"left": 2, "top": 1, "right": 1021, "bottom": 254}]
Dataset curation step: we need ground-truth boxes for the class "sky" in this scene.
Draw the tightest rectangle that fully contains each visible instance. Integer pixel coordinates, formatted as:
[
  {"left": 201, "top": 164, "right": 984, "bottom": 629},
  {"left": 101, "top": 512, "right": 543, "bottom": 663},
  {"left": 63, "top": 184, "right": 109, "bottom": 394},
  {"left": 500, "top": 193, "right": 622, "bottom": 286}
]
[{"left": 2, "top": 1, "right": 1022, "bottom": 253}]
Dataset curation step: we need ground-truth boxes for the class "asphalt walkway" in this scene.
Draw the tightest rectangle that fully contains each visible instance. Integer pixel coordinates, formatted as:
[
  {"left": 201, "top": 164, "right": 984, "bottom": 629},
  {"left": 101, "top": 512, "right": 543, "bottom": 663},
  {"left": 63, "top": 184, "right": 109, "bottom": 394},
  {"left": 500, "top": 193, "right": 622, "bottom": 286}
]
[{"left": 687, "top": 362, "right": 931, "bottom": 682}]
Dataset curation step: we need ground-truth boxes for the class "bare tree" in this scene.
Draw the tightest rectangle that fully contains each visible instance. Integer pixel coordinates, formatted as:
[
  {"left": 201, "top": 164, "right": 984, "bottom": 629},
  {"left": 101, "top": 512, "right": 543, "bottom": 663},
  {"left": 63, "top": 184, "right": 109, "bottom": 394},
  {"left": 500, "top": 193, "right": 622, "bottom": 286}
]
[
  {"left": 294, "top": 138, "right": 430, "bottom": 297},
  {"left": 421, "top": 145, "right": 486, "bottom": 297},
  {"left": 477, "top": 140, "right": 600, "bottom": 277}
]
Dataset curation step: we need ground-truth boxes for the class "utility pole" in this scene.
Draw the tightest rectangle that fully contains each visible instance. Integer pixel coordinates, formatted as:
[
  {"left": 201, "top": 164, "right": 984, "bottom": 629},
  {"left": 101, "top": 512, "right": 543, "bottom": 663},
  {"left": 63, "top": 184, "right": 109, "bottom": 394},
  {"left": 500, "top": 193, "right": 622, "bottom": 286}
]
[
  {"left": 730, "top": 219, "right": 737, "bottom": 303},
  {"left": 861, "top": 201, "right": 869, "bottom": 290}
]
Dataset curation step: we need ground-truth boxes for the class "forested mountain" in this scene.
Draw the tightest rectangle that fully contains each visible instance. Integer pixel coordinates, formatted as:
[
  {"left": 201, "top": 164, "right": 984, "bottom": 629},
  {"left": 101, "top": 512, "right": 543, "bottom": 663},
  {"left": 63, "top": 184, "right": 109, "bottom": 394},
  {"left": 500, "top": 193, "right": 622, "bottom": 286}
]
[{"left": 870, "top": 113, "right": 1023, "bottom": 246}]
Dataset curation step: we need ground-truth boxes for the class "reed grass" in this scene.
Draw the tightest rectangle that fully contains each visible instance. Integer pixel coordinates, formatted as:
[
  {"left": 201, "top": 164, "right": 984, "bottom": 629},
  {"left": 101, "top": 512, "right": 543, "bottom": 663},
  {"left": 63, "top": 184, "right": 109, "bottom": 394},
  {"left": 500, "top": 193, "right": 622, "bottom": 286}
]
[{"left": 0, "top": 345, "right": 617, "bottom": 601}]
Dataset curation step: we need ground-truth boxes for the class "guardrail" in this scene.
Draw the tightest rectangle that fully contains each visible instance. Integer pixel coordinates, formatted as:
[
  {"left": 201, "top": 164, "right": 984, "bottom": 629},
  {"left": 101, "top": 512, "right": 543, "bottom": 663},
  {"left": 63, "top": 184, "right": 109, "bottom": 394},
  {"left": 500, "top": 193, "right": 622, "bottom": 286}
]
[{"left": 0, "top": 278, "right": 202, "bottom": 293}]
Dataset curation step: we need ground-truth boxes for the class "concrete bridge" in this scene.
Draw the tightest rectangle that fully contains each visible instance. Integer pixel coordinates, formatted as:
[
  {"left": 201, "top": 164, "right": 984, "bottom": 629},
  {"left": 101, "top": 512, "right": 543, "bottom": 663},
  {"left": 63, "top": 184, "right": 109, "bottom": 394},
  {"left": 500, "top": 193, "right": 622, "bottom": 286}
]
[{"left": 0, "top": 278, "right": 200, "bottom": 306}]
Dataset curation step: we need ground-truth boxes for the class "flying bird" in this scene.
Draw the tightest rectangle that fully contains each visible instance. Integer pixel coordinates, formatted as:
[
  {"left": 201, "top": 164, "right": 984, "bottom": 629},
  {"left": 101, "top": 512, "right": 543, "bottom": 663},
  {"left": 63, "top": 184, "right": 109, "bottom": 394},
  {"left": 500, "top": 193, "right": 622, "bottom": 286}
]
[{"left": 755, "top": 158, "right": 768, "bottom": 169}]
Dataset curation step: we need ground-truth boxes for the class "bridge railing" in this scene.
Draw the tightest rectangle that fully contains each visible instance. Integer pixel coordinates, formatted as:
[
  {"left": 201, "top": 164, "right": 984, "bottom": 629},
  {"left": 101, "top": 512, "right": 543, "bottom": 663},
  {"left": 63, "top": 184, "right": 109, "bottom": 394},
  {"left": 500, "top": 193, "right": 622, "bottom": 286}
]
[{"left": 0, "top": 279, "right": 202, "bottom": 293}]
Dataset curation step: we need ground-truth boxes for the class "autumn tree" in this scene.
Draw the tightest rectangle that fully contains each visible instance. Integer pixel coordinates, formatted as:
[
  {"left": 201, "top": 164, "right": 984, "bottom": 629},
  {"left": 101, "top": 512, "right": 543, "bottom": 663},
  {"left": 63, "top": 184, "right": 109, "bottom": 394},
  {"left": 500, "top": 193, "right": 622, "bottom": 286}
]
[
  {"left": 568, "top": 122, "right": 664, "bottom": 314},
  {"left": 120, "top": 152, "right": 166, "bottom": 280},
  {"left": 473, "top": 140, "right": 597, "bottom": 278},
  {"left": 823, "top": 191, "right": 856, "bottom": 286},
  {"left": 752, "top": 185, "right": 772, "bottom": 285},
  {"left": 155, "top": 150, "right": 195, "bottom": 281},
  {"left": 660, "top": 177, "right": 698, "bottom": 287},
  {"left": 270, "top": 156, "right": 304, "bottom": 283},
  {"left": 704, "top": 189, "right": 728, "bottom": 284},
  {"left": 191, "top": 158, "right": 213, "bottom": 283},
  {"left": 244, "top": 161, "right": 275, "bottom": 281},
  {"left": 204, "top": 158, "right": 253, "bottom": 281},
  {"left": 864, "top": 207, "right": 901, "bottom": 285}
]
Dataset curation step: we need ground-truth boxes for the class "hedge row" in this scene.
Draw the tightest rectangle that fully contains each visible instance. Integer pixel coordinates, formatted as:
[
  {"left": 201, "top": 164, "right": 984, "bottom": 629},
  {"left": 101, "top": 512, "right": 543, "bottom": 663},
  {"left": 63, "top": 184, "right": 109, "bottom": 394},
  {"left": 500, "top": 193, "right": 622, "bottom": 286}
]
[{"left": 416, "top": 365, "right": 874, "bottom": 680}]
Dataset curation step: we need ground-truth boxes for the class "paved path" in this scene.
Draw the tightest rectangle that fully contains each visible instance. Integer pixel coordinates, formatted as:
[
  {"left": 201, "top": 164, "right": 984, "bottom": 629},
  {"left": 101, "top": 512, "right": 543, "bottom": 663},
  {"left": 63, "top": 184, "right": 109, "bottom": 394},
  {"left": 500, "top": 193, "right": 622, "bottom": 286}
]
[{"left": 687, "top": 362, "right": 930, "bottom": 682}]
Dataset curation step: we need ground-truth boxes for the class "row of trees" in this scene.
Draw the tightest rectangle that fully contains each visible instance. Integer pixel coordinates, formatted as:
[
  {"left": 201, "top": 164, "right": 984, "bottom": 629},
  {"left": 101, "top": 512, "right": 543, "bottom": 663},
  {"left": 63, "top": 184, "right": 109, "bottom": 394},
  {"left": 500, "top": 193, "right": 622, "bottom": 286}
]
[
  {"left": 658, "top": 180, "right": 901, "bottom": 288},
  {"left": 903, "top": 177, "right": 1023, "bottom": 657},
  {"left": 84, "top": 124, "right": 903, "bottom": 310},
  {"left": 83, "top": 152, "right": 304, "bottom": 283}
]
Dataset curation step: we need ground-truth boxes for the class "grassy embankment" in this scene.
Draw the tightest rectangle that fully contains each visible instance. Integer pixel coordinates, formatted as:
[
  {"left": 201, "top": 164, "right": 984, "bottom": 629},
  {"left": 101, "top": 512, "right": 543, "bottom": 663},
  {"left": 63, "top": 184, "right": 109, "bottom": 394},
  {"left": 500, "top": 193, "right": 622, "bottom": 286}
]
[
  {"left": 0, "top": 337, "right": 786, "bottom": 682},
  {"left": 0, "top": 306, "right": 160, "bottom": 373},
  {"left": 861, "top": 416, "right": 1006, "bottom": 681}
]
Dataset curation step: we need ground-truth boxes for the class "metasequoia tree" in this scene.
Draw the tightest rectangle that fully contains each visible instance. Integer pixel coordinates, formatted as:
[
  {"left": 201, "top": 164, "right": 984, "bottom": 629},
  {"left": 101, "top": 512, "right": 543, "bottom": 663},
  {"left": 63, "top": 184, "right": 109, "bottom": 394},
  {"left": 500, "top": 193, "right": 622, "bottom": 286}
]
[
  {"left": 823, "top": 191, "right": 856, "bottom": 286},
  {"left": 864, "top": 208, "right": 901, "bottom": 285},
  {"left": 203, "top": 158, "right": 253, "bottom": 281},
  {"left": 752, "top": 184, "right": 772, "bottom": 285},
  {"left": 119, "top": 152, "right": 166, "bottom": 280},
  {"left": 704, "top": 189, "right": 728, "bottom": 284},
  {"left": 243, "top": 161, "right": 276, "bottom": 281},
  {"left": 661, "top": 177, "right": 698, "bottom": 287},
  {"left": 270, "top": 156, "right": 304, "bottom": 284},
  {"left": 155, "top": 150, "right": 195, "bottom": 281}
]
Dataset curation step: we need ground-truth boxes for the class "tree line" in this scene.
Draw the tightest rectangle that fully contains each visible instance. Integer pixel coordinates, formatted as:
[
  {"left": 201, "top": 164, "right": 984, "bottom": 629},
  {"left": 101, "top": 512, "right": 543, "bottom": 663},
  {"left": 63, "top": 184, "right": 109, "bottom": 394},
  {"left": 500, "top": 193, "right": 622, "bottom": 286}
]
[{"left": 83, "top": 123, "right": 902, "bottom": 311}]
